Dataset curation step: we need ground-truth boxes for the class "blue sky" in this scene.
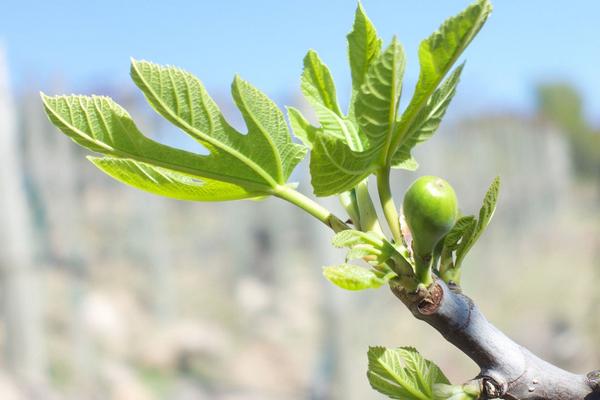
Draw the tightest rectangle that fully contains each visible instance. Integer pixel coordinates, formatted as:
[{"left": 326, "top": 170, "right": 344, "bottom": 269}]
[{"left": 2, "top": 0, "right": 600, "bottom": 122}]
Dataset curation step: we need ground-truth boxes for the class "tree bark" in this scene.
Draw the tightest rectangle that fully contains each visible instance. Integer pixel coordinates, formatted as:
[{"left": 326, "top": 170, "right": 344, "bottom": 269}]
[{"left": 390, "top": 278, "right": 600, "bottom": 400}]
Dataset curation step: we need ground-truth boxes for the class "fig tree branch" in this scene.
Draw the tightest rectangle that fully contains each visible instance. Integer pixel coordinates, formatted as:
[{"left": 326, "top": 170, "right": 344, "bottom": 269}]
[{"left": 390, "top": 278, "right": 600, "bottom": 400}]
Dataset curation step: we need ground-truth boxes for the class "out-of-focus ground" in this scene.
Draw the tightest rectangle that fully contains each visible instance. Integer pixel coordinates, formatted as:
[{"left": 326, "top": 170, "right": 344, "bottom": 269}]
[{"left": 0, "top": 46, "right": 598, "bottom": 400}]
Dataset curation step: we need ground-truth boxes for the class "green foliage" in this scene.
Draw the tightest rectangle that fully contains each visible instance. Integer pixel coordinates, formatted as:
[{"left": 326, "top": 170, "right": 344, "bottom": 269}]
[
  {"left": 347, "top": 2, "right": 382, "bottom": 95},
  {"left": 332, "top": 229, "right": 383, "bottom": 247},
  {"left": 455, "top": 176, "right": 500, "bottom": 266},
  {"left": 42, "top": 95, "right": 257, "bottom": 201},
  {"left": 42, "top": 0, "right": 495, "bottom": 291},
  {"left": 301, "top": 50, "right": 343, "bottom": 117},
  {"left": 433, "top": 382, "right": 481, "bottom": 400},
  {"left": 391, "top": 64, "right": 464, "bottom": 169},
  {"left": 439, "top": 215, "right": 476, "bottom": 274},
  {"left": 389, "top": 0, "right": 491, "bottom": 168},
  {"left": 367, "top": 346, "right": 449, "bottom": 400},
  {"left": 439, "top": 177, "right": 500, "bottom": 283},
  {"left": 89, "top": 157, "right": 259, "bottom": 202},
  {"left": 298, "top": 47, "right": 372, "bottom": 195},
  {"left": 42, "top": 0, "right": 494, "bottom": 291},
  {"left": 292, "top": 45, "right": 372, "bottom": 195},
  {"left": 130, "top": 60, "right": 307, "bottom": 187},
  {"left": 291, "top": 0, "right": 491, "bottom": 197},
  {"left": 354, "top": 37, "right": 406, "bottom": 165},
  {"left": 323, "top": 264, "right": 390, "bottom": 291},
  {"left": 322, "top": 229, "right": 414, "bottom": 291},
  {"left": 42, "top": 2, "right": 499, "bottom": 398},
  {"left": 42, "top": 61, "right": 306, "bottom": 202}
]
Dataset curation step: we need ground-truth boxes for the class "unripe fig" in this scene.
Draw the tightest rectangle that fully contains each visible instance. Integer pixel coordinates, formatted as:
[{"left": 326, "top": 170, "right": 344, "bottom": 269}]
[{"left": 403, "top": 176, "right": 458, "bottom": 257}]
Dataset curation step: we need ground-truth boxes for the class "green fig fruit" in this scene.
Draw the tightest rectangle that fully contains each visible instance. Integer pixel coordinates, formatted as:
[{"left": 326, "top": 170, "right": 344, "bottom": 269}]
[{"left": 403, "top": 175, "right": 458, "bottom": 262}]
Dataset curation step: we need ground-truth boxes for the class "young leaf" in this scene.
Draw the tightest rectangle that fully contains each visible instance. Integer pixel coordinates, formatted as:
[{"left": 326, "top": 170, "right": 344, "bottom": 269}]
[
  {"left": 332, "top": 229, "right": 412, "bottom": 272},
  {"left": 309, "top": 136, "right": 377, "bottom": 196},
  {"left": 306, "top": 1, "right": 491, "bottom": 197},
  {"left": 346, "top": 245, "right": 381, "bottom": 261},
  {"left": 301, "top": 50, "right": 342, "bottom": 116},
  {"left": 454, "top": 176, "right": 500, "bottom": 269},
  {"left": 433, "top": 383, "right": 480, "bottom": 400},
  {"left": 367, "top": 346, "right": 450, "bottom": 400},
  {"left": 389, "top": 0, "right": 492, "bottom": 164},
  {"left": 391, "top": 64, "right": 464, "bottom": 169},
  {"left": 355, "top": 37, "right": 406, "bottom": 165},
  {"left": 397, "top": 347, "right": 449, "bottom": 395},
  {"left": 332, "top": 229, "right": 384, "bottom": 248},
  {"left": 299, "top": 50, "right": 366, "bottom": 151},
  {"left": 287, "top": 106, "right": 317, "bottom": 149},
  {"left": 289, "top": 3, "right": 384, "bottom": 198},
  {"left": 315, "top": 102, "right": 364, "bottom": 151},
  {"left": 323, "top": 264, "right": 386, "bottom": 291},
  {"left": 347, "top": 2, "right": 383, "bottom": 93},
  {"left": 307, "top": 38, "right": 407, "bottom": 196},
  {"left": 443, "top": 215, "right": 477, "bottom": 253},
  {"left": 41, "top": 95, "right": 267, "bottom": 201},
  {"left": 476, "top": 176, "right": 500, "bottom": 234}
]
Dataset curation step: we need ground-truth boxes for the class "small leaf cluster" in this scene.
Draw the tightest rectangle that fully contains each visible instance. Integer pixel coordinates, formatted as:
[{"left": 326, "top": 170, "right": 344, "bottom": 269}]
[
  {"left": 438, "top": 177, "right": 500, "bottom": 284},
  {"left": 367, "top": 346, "right": 450, "bottom": 400},
  {"left": 291, "top": 0, "right": 491, "bottom": 196},
  {"left": 323, "top": 230, "right": 412, "bottom": 290},
  {"left": 367, "top": 347, "right": 482, "bottom": 400}
]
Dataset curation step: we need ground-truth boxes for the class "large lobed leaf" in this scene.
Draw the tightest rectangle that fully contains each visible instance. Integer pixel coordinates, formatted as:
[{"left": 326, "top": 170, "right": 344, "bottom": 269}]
[
  {"left": 42, "top": 95, "right": 261, "bottom": 201},
  {"left": 130, "top": 60, "right": 306, "bottom": 186},
  {"left": 42, "top": 60, "right": 306, "bottom": 202},
  {"left": 367, "top": 346, "right": 449, "bottom": 400}
]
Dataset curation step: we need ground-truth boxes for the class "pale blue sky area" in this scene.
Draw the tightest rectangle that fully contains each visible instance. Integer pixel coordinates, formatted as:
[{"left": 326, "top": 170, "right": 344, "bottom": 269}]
[{"left": 2, "top": 0, "right": 599, "bottom": 121}]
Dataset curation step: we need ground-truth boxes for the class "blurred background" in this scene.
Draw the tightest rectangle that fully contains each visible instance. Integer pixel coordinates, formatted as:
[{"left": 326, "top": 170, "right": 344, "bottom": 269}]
[{"left": 0, "top": 1, "right": 599, "bottom": 399}]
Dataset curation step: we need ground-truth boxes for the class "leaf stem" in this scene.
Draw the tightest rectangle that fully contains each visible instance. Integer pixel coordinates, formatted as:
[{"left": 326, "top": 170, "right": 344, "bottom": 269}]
[
  {"left": 355, "top": 180, "right": 384, "bottom": 235},
  {"left": 339, "top": 190, "right": 362, "bottom": 230},
  {"left": 274, "top": 186, "right": 349, "bottom": 232},
  {"left": 376, "top": 167, "right": 402, "bottom": 243}
]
